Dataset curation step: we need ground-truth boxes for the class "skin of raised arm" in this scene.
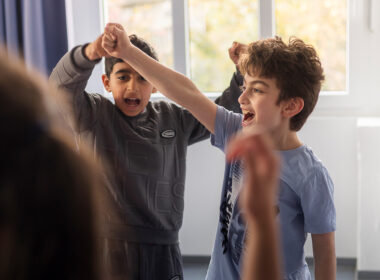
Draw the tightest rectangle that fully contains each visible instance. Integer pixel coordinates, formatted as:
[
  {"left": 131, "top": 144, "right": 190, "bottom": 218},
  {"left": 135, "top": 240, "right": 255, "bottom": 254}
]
[
  {"left": 312, "top": 232, "right": 336, "bottom": 280},
  {"left": 214, "top": 41, "right": 246, "bottom": 113},
  {"left": 102, "top": 23, "right": 217, "bottom": 133},
  {"left": 226, "top": 128, "right": 282, "bottom": 280},
  {"left": 84, "top": 34, "right": 109, "bottom": 61},
  {"left": 228, "top": 41, "right": 248, "bottom": 67}
]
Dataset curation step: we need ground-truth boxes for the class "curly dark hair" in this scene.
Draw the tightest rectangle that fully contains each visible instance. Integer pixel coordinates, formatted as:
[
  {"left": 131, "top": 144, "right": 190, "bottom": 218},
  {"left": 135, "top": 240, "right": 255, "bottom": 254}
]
[
  {"left": 239, "top": 36, "right": 325, "bottom": 131},
  {"left": 105, "top": 34, "right": 159, "bottom": 77}
]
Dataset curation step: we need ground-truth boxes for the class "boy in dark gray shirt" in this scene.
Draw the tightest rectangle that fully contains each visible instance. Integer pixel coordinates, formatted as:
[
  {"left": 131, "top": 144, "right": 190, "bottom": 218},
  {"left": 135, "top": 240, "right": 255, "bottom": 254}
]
[{"left": 50, "top": 33, "right": 240, "bottom": 280}]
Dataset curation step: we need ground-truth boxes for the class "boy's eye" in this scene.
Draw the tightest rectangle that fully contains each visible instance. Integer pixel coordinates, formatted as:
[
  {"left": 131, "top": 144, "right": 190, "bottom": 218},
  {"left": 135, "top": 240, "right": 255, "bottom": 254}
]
[
  {"left": 139, "top": 75, "right": 147, "bottom": 81},
  {"left": 239, "top": 85, "right": 246, "bottom": 92},
  {"left": 118, "top": 75, "right": 129, "bottom": 81}
]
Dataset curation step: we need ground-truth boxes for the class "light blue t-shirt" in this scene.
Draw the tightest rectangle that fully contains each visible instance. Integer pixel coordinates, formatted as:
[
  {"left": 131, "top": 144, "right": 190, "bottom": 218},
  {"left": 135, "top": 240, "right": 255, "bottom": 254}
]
[{"left": 206, "top": 106, "right": 336, "bottom": 280}]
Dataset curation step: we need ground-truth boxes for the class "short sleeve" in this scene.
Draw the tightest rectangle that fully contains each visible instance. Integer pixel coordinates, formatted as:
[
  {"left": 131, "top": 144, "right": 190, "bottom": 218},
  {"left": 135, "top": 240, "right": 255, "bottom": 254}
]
[
  {"left": 210, "top": 105, "right": 242, "bottom": 152},
  {"left": 179, "top": 107, "right": 210, "bottom": 145},
  {"left": 301, "top": 167, "right": 336, "bottom": 233}
]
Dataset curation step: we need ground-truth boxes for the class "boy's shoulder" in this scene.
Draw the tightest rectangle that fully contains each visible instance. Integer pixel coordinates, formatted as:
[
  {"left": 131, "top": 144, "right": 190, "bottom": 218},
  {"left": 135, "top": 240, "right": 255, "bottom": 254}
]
[
  {"left": 280, "top": 145, "right": 332, "bottom": 193},
  {"left": 150, "top": 99, "right": 189, "bottom": 116},
  {"left": 86, "top": 92, "right": 114, "bottom": 110}
]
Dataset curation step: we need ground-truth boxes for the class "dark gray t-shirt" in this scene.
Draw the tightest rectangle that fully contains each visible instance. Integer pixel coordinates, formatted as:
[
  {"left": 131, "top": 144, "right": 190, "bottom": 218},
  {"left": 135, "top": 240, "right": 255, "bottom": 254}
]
[{"left": 50, "top": 46, "right": 211, "bottom": 244}]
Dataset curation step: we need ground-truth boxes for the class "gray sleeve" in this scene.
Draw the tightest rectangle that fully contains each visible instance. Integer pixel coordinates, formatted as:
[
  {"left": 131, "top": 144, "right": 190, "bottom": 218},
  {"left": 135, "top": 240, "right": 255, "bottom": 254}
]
[
  {"left": 214, "top": 68, "right": 243, "bottom": 114},
  {"left": 49, "top": 45, "right": 101, "bottom": 132},
  {"left": 178, "top": 106, "right": 210, "bottom": 145}
]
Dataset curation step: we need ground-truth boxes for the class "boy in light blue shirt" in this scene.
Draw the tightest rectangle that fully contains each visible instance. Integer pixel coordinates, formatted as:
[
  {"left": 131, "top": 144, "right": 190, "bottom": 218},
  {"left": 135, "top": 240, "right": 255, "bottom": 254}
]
[
  {"left": 102, "top": 23, "right": 336, "bottom": 280},
  {"left": 207, "top": 107, "right": 335, "bottom": 280}
]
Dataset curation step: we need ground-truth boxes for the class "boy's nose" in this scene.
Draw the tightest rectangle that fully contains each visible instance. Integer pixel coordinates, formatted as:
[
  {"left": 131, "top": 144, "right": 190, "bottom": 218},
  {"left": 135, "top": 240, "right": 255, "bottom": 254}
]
[
  {"left": 127, "top": 78, "right": 139, "bottom": 92},
  {"left": 238, "top": 91, "right": 246, "bottom": 104}
]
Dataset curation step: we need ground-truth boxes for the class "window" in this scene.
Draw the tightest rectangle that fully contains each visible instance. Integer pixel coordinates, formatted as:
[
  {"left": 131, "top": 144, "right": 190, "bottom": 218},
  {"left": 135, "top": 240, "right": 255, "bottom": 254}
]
[
  {"left": 275, "top": 0, "right": 347, "bottom": 92},
  {"left": 106, "top": 0, "right": 173, "bottom": 67},
  {"left": 188, "top": 0, "right": 258, "bottom": 92},
  {"left": 104, "top": 0, "right": 347, "bottom": 93}
]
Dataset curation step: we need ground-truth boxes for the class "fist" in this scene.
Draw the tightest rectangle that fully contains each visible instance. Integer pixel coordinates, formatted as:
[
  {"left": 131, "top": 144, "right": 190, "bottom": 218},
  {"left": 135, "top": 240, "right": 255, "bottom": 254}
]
[{"left": 228, "top": 41, "right": 248, "bottom": 66}]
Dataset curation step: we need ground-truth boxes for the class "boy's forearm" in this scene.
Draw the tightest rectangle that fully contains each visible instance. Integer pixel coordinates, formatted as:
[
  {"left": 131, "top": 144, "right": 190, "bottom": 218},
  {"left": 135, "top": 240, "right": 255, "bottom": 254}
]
[
  {"left": 49, "top": 45, "right": 97, "bottom": 94},
  {"left": 243, "top": 221, "right": 282, "bottom": 280},
  {"left": 122, "top": 45, "right": 217, "bottom": 133},
  {"left": 314, "top": 255, "right": 336, "bottom": 280},
  {"left": 315, "top": 258, "right": 336, "bottom": 280},
  {"left": 312, "top": 232, "right": 336, "bottom": 280}
]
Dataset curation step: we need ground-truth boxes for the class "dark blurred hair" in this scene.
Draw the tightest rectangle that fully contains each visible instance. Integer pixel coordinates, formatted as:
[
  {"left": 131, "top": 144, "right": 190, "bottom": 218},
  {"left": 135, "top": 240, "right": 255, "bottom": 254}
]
[
  {"left": 105, "top": 34, "right": 159, "bottom": 77},
  {"left": 239, "top": 36, "right": 325, "bottom": 131},
  {"left": 0, "top": 49, "right": 107, "bottom": 280}
]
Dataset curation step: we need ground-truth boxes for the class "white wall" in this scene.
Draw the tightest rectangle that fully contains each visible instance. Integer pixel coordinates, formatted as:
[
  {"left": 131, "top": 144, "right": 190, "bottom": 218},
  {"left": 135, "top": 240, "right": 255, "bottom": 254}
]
[
  {"left": 66, "top": 0, "right": 380, "bottom": 271},
  {"left": 357, "top": 120, "right": 380, "bottom": 271}
]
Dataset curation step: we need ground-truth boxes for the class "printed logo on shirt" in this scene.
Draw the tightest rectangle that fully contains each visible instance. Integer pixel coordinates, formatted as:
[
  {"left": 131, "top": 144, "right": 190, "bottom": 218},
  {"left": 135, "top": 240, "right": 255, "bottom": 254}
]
[
  {"left": 220, "top": 161, "right": 244, "bottom": 254},
  {"left": 161, "top": 129, "right": 176, "bottom": 138}
]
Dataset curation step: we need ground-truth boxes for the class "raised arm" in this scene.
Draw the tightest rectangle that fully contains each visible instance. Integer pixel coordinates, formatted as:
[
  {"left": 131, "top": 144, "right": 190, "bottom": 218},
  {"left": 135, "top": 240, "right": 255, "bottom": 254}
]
[
  {"left": 49, "top": 34, "right": 106, "bottom": 98},
  {"left": 226, "top": 128, "right": 282, "bottom": 280},
  {"left": 49, "top": 35, "right": 107, "bottom": 131},
  {"left": 215, "top": 42, "right": 246, "bottom": 113},
  {"left": 102, "top": 23, "right": 217, "bottom": 134}
]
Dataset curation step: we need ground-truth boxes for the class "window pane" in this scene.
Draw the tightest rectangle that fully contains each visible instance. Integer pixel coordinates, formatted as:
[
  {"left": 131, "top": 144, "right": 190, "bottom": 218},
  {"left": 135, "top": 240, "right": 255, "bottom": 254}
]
[
  {"left": 106, "top": 0, "right": 173, "bottom": 67},
  {"left": 275, "top": 0, "right": 347, "bottom": 91},
  {"left": 188, "top": 0, "right": 259, "bottom": 92}
]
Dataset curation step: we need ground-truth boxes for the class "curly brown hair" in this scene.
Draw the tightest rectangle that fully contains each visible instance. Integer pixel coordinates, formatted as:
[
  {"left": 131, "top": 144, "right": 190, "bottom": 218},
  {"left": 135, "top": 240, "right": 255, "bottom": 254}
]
[{"left": 239, "top": 36, "right": 325, "bottom": 131}]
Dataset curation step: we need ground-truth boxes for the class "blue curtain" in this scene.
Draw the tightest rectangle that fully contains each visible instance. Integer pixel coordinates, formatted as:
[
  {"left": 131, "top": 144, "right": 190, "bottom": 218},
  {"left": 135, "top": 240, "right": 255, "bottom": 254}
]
[{"left": 0, "top": 0, "right": 68, "bottom": 76}]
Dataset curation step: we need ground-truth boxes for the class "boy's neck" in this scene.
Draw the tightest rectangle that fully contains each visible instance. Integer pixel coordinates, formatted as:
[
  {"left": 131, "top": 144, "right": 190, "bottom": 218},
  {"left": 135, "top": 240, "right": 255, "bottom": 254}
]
[{"left": 270, "top": 127, "right": 302, "bottom": 151}]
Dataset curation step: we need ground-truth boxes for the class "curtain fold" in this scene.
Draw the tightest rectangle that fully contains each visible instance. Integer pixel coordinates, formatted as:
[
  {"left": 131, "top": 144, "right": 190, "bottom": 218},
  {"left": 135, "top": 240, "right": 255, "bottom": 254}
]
[{"left": 0, "top": 0, "right": 68, "bottom": 76}]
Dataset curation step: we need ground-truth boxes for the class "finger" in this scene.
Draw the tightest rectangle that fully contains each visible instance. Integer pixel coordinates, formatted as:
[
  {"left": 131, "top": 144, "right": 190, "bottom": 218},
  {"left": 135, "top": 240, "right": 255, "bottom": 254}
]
[
  {"left": 103, "top": 41, "right": 116, "bottom": 51},
  {"left": 104, "top": 23, "right": 118, "bottom": 39},
  {"left": 103, "top": 31, "right": 113, "bottom": 41},
  {"left": 226, "top": 134, "right": 259, "bottom": 162},
  {"left": 109, "top": 32, "right": 116, "bottom": 42},
  {"left": 108, "top": 23, "right": 124, "bottom": 39},
  {"left": 104, "top": 27, "right": 117, "bottom": 41},
  {"left": 252, "top": 135, "right": 279, "bottom": 177},
  {"left": 114, "top": 23, "right": 124, "bottom": 30},
  {"left": 236, "top": 43, "right": 248, "bottom": 55},
  {"left": 226, "top": 126, "right": 267, "bottom": 161},
  {"left": 228, "top": 133, "right": 279, "bottom": 182},
  {"left": 103, "top": 33, "right": 116, "bottom": 45},
  {"left": 103, "top": 37, "right": 116, "bottom": 46}
]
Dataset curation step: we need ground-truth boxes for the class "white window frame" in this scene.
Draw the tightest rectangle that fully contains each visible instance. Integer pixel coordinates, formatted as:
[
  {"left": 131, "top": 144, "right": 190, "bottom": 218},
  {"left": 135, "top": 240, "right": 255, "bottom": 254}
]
[{"left": 67, "top": 0, "right": 380, "bottom": 116}]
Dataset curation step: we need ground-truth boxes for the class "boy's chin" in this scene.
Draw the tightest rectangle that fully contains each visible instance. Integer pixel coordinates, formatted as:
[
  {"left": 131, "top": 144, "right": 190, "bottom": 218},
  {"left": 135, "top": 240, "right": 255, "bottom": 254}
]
[
  {"left": 242, "top": 121, "right": 255, "bottom": 129},
  {"left": 118, "top": 106, "right": 144, "bottom": 117}
]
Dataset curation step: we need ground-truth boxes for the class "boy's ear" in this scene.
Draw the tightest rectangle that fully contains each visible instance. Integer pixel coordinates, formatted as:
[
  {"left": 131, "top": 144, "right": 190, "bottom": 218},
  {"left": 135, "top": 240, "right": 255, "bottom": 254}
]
[
  {"left": 282, "top": 97, "right": 304, "bottom": 118},
  {"left": 151, "top": 87, "right": 157, "bottom": 93},
  {"left": 102, "top": 74, "right": 112, "bottom": 92}
]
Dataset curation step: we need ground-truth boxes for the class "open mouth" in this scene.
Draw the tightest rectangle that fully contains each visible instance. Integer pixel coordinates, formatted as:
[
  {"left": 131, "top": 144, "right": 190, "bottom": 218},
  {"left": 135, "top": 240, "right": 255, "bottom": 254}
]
[
  {"left": 124, "top": 98, "right": 141, "bottom": 106},
  {"left": 242, "top": 111, "right": 255, "bottom": 127},
  {"left": 243, "top": 112, "right": 255, "bottom": 122}
]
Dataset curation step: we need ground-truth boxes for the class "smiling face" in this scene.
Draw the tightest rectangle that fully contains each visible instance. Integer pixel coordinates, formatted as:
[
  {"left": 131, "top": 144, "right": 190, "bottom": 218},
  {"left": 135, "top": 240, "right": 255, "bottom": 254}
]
[
  {"left": 102, "top": 61, "right": 156, "bottom": 117},
  {"left": 238, "top": 73, "right": 284, "bottom": 130}
]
